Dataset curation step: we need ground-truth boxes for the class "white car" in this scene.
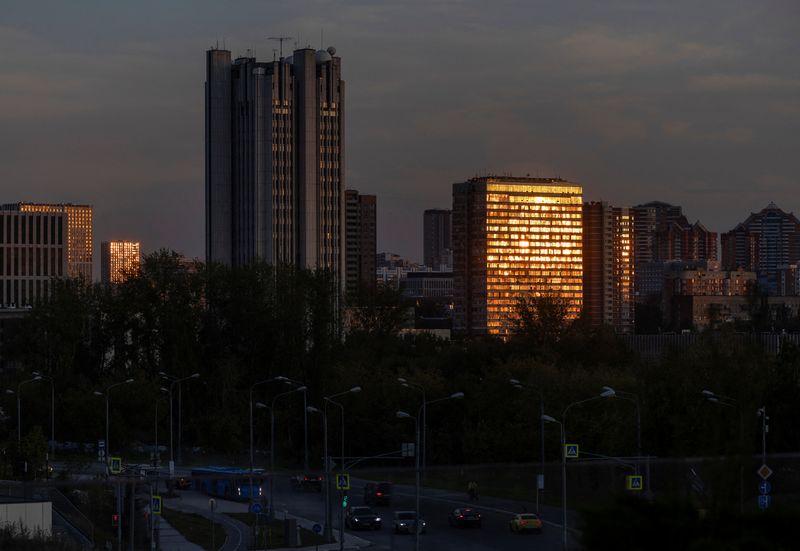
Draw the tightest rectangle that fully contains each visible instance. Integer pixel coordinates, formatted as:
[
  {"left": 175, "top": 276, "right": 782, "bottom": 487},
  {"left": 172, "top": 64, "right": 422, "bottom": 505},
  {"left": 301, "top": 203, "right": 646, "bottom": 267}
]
[{"left": 393, "top": 511, "right": 426, "bottom": 534}]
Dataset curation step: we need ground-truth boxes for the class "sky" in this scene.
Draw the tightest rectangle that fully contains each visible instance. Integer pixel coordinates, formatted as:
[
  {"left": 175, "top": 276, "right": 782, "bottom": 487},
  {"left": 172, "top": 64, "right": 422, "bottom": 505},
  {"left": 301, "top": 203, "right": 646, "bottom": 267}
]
[{"left": 1, "top": 0, "right": 799, "bottom": 268}]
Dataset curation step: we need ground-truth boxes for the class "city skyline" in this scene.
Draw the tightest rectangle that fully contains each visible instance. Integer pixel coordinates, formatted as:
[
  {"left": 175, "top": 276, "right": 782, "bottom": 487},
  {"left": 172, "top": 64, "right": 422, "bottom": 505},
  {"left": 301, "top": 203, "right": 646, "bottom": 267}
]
[{"left": 1, "top": 1, "right": 798, "bottom": 268}]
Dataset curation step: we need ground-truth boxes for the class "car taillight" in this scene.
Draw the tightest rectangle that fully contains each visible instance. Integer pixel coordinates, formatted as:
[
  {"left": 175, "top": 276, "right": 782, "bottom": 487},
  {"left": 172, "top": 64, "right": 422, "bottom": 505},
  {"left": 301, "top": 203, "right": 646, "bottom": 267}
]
[
  {"left": 458, "top": 515, "right": 464, "bottom": 519},
  {"left": 304, "top": 476, "right": 309, "bottom": 480},
  {"left": 376, "top": 492, "right": 383, "bottom": 496}
]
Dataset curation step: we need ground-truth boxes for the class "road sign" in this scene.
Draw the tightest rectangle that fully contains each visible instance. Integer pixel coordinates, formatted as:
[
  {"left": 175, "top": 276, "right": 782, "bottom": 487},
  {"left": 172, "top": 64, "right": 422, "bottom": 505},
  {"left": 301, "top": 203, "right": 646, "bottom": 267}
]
[
  {"left": 626, "top": 475, "right": 644, "bottom": 491},
  {"left": 537, "top": 474, "right": 544, "bottom": 490},
  {"left": 564, "top": 444, "right": 579, "bottom": 459},
  {"left": 251, "top": 503, "right": 263, "bottom": 514},
  {"left": 757, "top": 464, "right": 773, "bottom": 480},
  {"left": 759, "top": 480, "right": 772, "bottom": 495},
  {"left": 109, "top": 457, "right": 122, "bottom": 475},
  {"left": 151, "top": 496, "right": 162, "bottom": 516},
  {"left": 758, "top": 494, "right": 771, "bottom": 510},
  {"left": 335, "top": 473, "right": 350, "bottom": 490},
  {"left": 312, "top": 523, "right": 322, "bottom": 534},
  {"left": 402, "top": 442, "right": 415, "bottom": 457}
]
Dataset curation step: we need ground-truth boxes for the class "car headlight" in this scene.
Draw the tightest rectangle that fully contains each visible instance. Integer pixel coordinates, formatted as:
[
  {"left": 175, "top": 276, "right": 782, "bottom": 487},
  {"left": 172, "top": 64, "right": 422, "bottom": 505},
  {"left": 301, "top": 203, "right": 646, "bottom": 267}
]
[
  {"left": 237, "top": 487, "right": 241, "bottom": 495},
  {"left": 399, "top": 522, "right": 406, "bottom": 527},
  {"left": 376, "top": 517, "right": 381, "bottom": 522}
]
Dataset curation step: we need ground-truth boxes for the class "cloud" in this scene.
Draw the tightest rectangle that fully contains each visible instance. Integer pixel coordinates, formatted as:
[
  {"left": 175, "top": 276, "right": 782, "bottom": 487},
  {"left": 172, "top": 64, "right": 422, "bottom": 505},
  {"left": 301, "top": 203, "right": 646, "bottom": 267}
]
[{"left": 690, "top": 73, "right": 800, "bottom": 91}]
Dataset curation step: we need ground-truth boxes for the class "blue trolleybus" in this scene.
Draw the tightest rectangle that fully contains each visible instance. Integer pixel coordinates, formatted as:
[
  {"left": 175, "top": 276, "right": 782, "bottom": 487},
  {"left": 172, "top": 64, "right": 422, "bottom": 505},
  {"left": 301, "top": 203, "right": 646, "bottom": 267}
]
[{"left": 190, "top": 466, "right": 265, "bottom": 501}]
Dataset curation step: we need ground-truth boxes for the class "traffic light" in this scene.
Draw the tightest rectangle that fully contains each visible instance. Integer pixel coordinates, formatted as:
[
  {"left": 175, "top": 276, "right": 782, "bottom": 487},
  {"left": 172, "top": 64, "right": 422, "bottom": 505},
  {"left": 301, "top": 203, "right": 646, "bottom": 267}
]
[
  {"left": 342, "top": 493, "right": 348, "bottom": 509},
  {"left": 111, "top": 513, "right": 120, "bottom": 527}
]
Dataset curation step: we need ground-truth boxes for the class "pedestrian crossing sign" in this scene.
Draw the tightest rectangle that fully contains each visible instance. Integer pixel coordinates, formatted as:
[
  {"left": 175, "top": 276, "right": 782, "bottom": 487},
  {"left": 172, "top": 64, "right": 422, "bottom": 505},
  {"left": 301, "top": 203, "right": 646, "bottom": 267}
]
[
  {"left": 564, "top": 444, "right": 579, "bottom": 459},
  {"left": 152, "top": 496, "right": 162, "bottom": 515},
  {"left": 626, "top": 475, "right": 643, "bottom": 491},
  {"left": 110, "top": 457, "right": 122, "bottom": 474},
  {"left": 335, "top": 473, "right": 350, "bottom": 490}
]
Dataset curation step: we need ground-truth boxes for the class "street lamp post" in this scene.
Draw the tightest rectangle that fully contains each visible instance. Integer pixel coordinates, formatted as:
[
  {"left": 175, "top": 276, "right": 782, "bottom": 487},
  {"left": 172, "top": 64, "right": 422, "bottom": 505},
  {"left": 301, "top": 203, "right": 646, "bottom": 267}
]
[
  {"left": 702, "top": 390, "right": 744, "bottom": 513},
  {"left": 542, "top": 388, "right": 615, "bottom": 551},
  {"left": 510, "top": 378, "right": 545, "bottom": 511},
  {"left": 398, "top": 378, "right": 426, "bottom": 484},
  {"left": 248, "top": 376, "right": 290, "bottom": 508},
  {"left": 602, "top": 386, "right": 646, "bottom": 492},
  {"left": 93, "top": 379, "right": 134, "bottom": 465},
  {"left": 153, "top": 387, "right": 169, "bottom": 467},
  {"left": 9, "top": 376, "right": 43, "bottom": 444},
  {"left": 32, "top": 372, "right": 55, "bottom": 459},
  {"left": 263, "top": 385, "right": 307, "bottom": 520},
  {"left": 323, "top": 386, "right": 362, "bottom": 549},
  {"left": 397, "top": 391, "right": 464, "bottom": 551},
  {"left": 306, "top": 405, "right": 329, "bottom": 541},
  {"left": 160, "top": 372, "right": 200, "bottom": 468}
]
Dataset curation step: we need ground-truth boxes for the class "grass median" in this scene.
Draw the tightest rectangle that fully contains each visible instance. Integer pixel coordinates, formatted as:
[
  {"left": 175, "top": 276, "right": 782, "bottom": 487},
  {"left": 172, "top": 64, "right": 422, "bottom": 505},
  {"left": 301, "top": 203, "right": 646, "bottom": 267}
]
[
  {"left": 225, "top": 512, "right": 327, "bottom": 549},
  {"left": 162, "top": 508, "right": 225, "bottom": 551}
]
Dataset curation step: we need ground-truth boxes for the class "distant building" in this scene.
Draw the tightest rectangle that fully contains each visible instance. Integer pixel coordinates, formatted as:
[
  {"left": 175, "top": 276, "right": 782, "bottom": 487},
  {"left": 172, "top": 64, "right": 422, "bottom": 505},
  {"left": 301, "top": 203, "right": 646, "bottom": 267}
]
[
  {"left": 777, "top": 262, "right": 800, "bottom": 296},
  {"left": 721, "top": 203, "right": 800, "bottom": 295},
  {"left": 401, "top": 271, "right": 453, "bottom": 299},
  {"left": 631, "top": 201, "right": 717, "bottom": 302},
  {"left": 453, "top": 176, "right": 583, "bottom": 338},
  {"left": 344, "top": 190, "right": 376, "bottom": 297},
  {"left": 205, "top": 46, "right": 345, "bottom": 284},
  {"left": 423, "top": 209, "right": 452, "bottom": 271},
  {"left": 0, "top": 203, "right": 93, "bottom": 306},
  {"left": 101, "top": 241, "right": 141, "bottom": 284},
  {"left": 582, "top": 202, "right": 634, "bottom": 333}
]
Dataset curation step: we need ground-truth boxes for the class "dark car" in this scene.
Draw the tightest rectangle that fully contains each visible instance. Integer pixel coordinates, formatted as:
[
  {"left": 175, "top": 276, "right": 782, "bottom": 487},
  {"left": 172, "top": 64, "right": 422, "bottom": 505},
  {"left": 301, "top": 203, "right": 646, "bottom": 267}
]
[
  {"left": 290, "top": 474, "right": 323, "bottom": 492},
  {"left": 448, "top": 508, "right": 481, "bottom": 528},
  {"left": 345, "top": 506, "right": 382, "bottom": 530},
  {"left": 364, "top": 481, "right": 393, "bottom": 506},
  {"left": 393, "top": 511, "right": 426, "bottom": 534}
]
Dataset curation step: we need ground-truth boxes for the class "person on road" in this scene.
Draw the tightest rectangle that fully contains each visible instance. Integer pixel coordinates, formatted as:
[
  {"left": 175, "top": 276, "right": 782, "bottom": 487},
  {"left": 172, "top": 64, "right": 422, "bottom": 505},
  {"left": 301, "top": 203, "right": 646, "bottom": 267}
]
[{"left": 467, "top": 480, "right": 479, "bottom": 501}]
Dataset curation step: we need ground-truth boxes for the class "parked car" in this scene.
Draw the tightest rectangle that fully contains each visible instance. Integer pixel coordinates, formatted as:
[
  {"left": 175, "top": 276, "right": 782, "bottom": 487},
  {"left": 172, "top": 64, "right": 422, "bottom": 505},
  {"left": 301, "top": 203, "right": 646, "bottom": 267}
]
[
  {"left": 345, "top": 506, "right": 382, "bottom": 530},
  {"left": 393, "top": 511, "right": 426, "bottom": 534},
  {"left": 290, "top": 474, "right": 323, "bottom": 492},
  {"left": 509, "top": 513, "right": 542, "bottom": 534},
  {"left": 448, "top": 507, "right": 481, "bottom": 528},
  {"left": 364, "top": 481, "right": 393, "bottom": 505}
]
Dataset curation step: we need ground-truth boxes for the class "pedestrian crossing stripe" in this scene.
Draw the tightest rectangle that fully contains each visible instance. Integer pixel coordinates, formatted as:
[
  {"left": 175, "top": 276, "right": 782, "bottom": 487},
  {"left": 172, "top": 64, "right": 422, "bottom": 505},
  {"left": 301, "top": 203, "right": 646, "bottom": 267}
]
[
  {"left": 626, "top": 475, "right": 643, "bottom": 491},
  {"left": 564, "top": 444, "right": 579, "bottom": 459}
]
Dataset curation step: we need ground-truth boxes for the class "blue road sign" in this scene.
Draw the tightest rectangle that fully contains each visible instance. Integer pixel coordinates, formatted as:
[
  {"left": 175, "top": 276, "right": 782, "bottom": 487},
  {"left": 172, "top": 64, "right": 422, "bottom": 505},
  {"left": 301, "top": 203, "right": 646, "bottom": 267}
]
[
  {"left": 759, "top": 481, "right": 772, "bottom": 495},
  {"left": 312, "top": 523, "right": 322, "bottom": 534},
  {"left": 758, "top": 494, "right": 771, "bottom": 510},
  {"left": 564, "top": 444, "right": 579, "bottom": 459},
  {"left": 626, "top": 475, "right": 644, "bottom": 491},
  {"left": 250, "top": 503, "right": 263, "bottom": 514},
  {"left": 151, "top": 496, "right": 162, "bottom": 516}
]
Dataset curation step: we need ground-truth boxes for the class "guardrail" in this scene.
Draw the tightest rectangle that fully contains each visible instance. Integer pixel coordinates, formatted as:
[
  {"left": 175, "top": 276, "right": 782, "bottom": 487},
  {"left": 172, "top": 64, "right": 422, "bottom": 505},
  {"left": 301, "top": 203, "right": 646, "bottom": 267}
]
[{"left": 46, "top": 487, "right": 95, "bottom": 548}]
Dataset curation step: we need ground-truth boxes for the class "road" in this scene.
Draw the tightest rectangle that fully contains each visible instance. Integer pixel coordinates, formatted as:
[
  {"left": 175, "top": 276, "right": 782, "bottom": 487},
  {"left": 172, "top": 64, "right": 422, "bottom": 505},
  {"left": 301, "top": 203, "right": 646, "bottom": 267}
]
[{"left": 266, "top": 476, "right": 578, "bottom": 550}]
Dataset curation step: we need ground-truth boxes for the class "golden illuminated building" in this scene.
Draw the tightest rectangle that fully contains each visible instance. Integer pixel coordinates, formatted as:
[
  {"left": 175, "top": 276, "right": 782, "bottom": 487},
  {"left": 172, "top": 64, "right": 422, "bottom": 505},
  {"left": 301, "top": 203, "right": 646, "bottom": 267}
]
[
  {"left": 453, "top": 176, "right": 583, "bottom": 337},
  {"left": 583, "top": 202, "right": 634, "bottom": 333},
  {"left": 101, "top": 241, "right": 141, "bottom": 284}
]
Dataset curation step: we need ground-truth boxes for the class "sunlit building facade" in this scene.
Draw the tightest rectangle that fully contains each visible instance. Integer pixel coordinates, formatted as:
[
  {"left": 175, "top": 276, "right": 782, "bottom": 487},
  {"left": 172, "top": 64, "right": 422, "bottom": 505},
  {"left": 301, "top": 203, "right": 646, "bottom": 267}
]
[
  {"left": 453, "top": 176, "right": 583, "bottom": 337},
  {"left": 583, "top": 202, "right": 634, "bottom": 333},
  {"left": 101, "top": 240, "right": 141, "bottom": 284}
]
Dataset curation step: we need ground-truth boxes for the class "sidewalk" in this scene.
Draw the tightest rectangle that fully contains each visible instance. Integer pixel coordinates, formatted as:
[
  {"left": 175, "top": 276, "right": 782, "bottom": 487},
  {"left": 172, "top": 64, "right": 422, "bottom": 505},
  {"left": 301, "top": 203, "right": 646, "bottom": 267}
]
[{"left": 159, "top": 517, "right": 206, "bottom": 551}]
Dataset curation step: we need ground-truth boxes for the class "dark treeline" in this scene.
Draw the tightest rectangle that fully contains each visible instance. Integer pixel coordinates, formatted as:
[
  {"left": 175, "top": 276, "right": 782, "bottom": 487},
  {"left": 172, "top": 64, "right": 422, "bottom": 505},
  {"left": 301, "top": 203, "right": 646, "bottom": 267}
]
[{"left": 2, "top": 250, "right": 800, "bottom": 477}]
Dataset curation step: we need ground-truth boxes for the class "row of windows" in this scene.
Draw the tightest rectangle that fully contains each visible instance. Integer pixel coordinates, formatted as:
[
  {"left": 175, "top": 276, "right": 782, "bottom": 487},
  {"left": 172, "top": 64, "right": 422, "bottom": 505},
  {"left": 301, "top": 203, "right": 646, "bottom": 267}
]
[
  {"left": 0, "top": 214, "right": 63, "bottom": 246},
  {"left": 0, "top": 278, "right": 51, "bottom": 308},
  {"left": 0, "top": 246, "right": 64, "bottom": 277}
]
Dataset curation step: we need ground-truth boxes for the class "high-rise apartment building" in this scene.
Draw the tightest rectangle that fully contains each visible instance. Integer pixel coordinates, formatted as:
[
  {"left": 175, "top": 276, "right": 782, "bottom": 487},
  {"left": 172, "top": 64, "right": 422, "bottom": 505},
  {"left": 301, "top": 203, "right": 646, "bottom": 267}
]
[
  {"left": 721, "top": 203, "right": 800, "bottom": 295},
  {"left": 423, "top": 209, "right": 452, "bottom": 270},
  {"left": 452, "top": 176, "right": 583, "bottom": 338},
  {"left": 582, "top": 202, "right": 634, "bottom": 333},
  {"left": 344, "top": 190, "right": 376, "bottom": 297},
  {"left": 631, "top": 201, "right": 717, "bottom": 301},
  {"left": 1, "top": 203, "right": 93, "bottom": 306},
  {"left": 205, "top": 46, "right": 345, "bottom": 282},
  {"left": 101, "top": 240, "right": 141, "bottom": 284}
]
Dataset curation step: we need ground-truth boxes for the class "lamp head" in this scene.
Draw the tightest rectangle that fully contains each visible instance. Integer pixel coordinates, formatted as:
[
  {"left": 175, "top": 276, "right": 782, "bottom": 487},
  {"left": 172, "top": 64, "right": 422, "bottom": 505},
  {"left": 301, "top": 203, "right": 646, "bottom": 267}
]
[
  {"left": 191, "top": 373, "right": 200, "bottom": 379},
  {"left": 701, "top": 390, "right": 716, "bottom": 397},
  {"left": 541, "top": 414, "right": 558, "bottom": 423},
  {"left": 449, "top": 392, "right": 465, "bottom": 400},
  {"left": 275, "top": 376, "right": 289, "bottom": 382},
  {"left": 509, "top": 378, "right": 521, "bottom": 386},
  {"left": 306, "top": 406, "right": 320, "bottom": 413},
  {"left": 396, "top": 411, "right": 412, "bottom": 419},
  {"left": 93, "top": 391, "right": 104, "bottom": 397},
  {"left": 600, "top": 389, "right": 616, "bottom": 398},
  {"left": 5, "top": 389, "right": 14, "bottom": 395},
  {"left": 32, "top": 375, "right": 42, "bottom": 381},
  {"left": 350, "top": 386, "right": 362, "bottom": 394},
  {"left": 296, "top": 386, "right": 308, "bottom": 392},
  {"left": 160, "top": 387, "right": 169, "bottom": 393},
  {"left": 397, "top": 377, "right": 407, "bottom": 384},
  {"left": 255, "top": 402, "right": 268, "bottom": 409},
  {"left": 125, "top": 378, "right": 134, "bottom": 384}
]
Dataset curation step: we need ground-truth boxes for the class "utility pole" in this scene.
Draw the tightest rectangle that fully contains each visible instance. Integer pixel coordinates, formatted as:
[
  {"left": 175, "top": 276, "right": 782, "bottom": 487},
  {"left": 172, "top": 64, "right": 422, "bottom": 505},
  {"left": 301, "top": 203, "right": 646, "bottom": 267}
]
[{"left": 268, "top": 36, "right": 293, "bottom": 58}]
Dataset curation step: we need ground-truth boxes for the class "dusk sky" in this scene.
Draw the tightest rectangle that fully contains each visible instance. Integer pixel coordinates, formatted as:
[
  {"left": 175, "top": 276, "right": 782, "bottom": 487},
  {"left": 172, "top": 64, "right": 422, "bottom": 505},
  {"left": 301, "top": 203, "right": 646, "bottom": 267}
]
[{"left": 1, "top": 0, "right": 798, "bottom": 268}]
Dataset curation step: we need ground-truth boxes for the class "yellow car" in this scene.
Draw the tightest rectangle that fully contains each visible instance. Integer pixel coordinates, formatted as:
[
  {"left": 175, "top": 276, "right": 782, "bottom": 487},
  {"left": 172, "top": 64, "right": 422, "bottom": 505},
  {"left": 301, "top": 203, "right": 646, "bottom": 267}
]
[{"left": 509, "top": 513, "right": 542, "bottom": 534}]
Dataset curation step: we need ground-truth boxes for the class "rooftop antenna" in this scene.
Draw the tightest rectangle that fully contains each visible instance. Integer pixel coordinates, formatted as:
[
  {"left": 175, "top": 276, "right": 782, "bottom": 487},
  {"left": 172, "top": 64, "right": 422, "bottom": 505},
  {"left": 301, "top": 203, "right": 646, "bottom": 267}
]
[
  {"left": 272, "top": 48, "right": 278, "bottom": 61},
  {"left": 268, "top": 36, "right": 292, "bottom": 58}
]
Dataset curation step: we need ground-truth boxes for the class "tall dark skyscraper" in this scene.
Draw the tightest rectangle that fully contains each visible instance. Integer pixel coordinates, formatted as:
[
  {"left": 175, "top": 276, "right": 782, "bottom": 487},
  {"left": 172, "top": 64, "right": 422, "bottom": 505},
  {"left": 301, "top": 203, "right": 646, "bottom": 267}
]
[
  {"left": 205, "top": 46, "right": 345, "bottom": 281},
  {"left": 345, "top": 189, "right": 376, "bottom": 297},
  {"left": 423, "top": 209, "right": 452, "bottom": 270},
  {"left": 721, "top": 203, "right": 800, "bottom": 295}
]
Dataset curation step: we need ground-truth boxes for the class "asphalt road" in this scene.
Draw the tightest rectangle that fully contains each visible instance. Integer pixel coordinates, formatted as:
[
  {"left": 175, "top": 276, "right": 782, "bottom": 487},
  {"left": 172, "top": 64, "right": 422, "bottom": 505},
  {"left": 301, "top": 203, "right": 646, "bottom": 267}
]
[{"left": 268, "top": 476, "right": 579, "bottom": 550}]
